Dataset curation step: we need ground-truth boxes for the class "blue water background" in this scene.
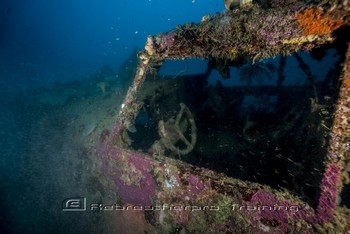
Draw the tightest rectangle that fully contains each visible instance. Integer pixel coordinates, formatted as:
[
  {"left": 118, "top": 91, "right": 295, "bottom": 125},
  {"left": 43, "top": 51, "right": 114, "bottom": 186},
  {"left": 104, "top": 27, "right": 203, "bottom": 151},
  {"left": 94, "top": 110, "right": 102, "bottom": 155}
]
[{"left": 1, "top": 0, "right": 224, "bottom": 92}]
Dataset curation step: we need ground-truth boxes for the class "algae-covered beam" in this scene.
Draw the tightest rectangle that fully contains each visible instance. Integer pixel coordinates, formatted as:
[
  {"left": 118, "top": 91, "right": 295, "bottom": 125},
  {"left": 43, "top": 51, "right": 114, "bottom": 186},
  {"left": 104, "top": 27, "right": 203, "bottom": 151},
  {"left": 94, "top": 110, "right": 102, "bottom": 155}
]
[
  {"left": 118, "top": 54, "right": 150, "bottom": 128},
  {"left": 313, "top": 42, "right": 350, "bottom": 224},
  {"left": 144, "top": 1, "right": 349, "bottom": 62},
  {"left": 325, "top": 42, "right": 350, "bottom": 178}
]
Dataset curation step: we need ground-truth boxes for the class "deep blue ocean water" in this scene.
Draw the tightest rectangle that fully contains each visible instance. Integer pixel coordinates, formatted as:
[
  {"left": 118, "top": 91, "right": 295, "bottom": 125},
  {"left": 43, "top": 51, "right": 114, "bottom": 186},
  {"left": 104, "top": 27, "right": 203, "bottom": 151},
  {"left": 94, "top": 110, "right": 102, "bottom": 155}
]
[{"left": 0, "top": 0, "right": 224, "bottom": 91}]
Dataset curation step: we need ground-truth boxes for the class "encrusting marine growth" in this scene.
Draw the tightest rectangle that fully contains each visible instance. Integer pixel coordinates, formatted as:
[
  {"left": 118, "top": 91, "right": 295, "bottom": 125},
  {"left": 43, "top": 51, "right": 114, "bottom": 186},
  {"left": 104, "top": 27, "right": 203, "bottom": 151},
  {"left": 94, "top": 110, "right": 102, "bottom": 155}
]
[{"left": 95, "top": 0, "right": 350, "bottom": 232}]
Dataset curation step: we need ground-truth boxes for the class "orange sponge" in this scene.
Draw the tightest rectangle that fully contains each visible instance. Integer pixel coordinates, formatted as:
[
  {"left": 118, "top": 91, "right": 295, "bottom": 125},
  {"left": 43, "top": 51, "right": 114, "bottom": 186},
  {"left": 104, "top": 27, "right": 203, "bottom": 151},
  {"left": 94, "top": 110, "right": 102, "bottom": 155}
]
[{"left": 296, "top": 8, "right": 343, "bottom": 36}]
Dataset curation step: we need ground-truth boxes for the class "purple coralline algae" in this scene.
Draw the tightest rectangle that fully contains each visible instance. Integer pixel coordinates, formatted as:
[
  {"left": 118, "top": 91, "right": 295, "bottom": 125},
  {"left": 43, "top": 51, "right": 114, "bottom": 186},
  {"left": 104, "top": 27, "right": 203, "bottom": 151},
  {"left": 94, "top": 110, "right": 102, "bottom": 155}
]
[
  {"left": 95, "top": 122, "right": 157, "bottom": 206},
  {"left": 238, "top": 163, "right": 341, "bottom": 232},
  {"left": 188, "top": 173, "right": 211, "bottom": 196},
  {"left": 240, "top": 190, "right": 315, "bottom": 233},
  {"left": 316, "top": 163, "right": 341, "bottom": 223},
  {"left": 256, "top": 11, "right": 301, "bottom": 46},
  {"left": 159, "top": 32, "right": 176, "bottom": 49}
]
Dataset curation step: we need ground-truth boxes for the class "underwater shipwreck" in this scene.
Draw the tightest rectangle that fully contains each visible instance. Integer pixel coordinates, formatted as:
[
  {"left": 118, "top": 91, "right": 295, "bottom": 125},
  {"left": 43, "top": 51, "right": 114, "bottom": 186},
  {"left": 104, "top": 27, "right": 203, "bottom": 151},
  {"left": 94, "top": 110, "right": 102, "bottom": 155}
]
[{"left": 95, "top": 1, "right": 350, "bottom": 233}]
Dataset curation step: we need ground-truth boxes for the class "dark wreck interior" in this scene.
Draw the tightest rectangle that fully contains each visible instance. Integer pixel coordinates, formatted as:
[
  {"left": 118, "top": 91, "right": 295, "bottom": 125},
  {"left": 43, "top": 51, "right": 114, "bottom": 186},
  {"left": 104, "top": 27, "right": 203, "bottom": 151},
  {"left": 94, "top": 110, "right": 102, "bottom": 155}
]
[{"left": 122, "top": 43, "right": 345, "bottom": 208}]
